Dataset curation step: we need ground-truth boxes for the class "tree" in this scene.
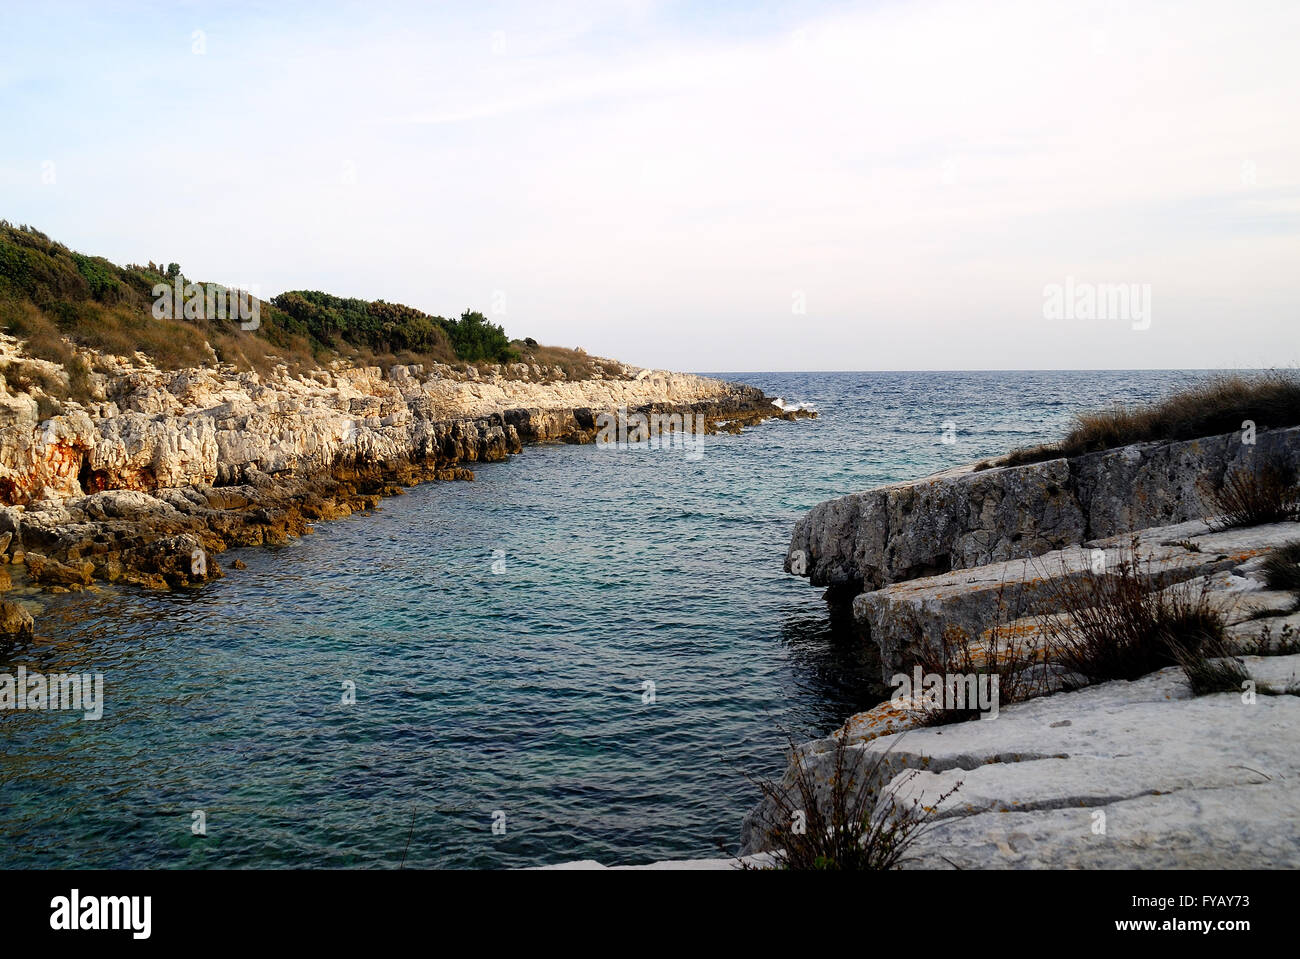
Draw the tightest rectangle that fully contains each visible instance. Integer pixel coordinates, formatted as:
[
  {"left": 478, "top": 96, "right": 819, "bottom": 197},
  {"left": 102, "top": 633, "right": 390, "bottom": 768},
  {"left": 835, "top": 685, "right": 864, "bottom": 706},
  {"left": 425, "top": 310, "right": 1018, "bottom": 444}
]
[{"left": 443, "top": 310, "right": 511, "bottom": 362}]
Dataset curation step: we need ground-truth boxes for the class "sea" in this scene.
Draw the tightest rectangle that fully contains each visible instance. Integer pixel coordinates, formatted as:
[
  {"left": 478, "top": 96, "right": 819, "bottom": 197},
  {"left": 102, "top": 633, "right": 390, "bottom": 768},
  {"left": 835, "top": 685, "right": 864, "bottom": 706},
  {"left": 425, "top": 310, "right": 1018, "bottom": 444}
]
[{"left": 0, "top": 370, "right": 1196, "bottom": 868}]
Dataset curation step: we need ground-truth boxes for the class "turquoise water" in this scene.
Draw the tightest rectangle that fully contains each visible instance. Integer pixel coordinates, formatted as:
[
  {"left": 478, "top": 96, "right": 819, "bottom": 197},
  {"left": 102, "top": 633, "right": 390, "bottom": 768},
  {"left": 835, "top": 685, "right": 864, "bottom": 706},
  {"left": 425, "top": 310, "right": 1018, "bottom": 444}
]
[{"left": 0, "top": 371, "right": 1193, "bottom": 868}]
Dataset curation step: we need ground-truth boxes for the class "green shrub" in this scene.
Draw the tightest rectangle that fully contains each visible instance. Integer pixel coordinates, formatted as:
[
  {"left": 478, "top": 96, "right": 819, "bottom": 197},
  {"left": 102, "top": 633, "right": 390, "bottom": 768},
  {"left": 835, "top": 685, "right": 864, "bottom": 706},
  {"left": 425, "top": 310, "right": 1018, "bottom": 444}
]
[
  {"left": 0, "top": 221, "right": 590, "bottom": 379},
  {"left": 443, "top": 310, "right": 512, "bottom": 362}
]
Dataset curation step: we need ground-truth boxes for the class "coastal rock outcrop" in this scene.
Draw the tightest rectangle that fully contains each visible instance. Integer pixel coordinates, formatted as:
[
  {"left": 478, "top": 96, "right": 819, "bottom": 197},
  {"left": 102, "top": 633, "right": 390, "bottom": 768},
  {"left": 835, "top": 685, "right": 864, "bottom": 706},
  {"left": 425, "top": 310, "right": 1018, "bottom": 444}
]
[
  {"left": 750, "top": 424, "right": 1300, "bottom": 868},
  {"left": 741, "top": 659, "right": 1300, "bottom": 867},
  {"left": 854, "top": 518, "right": 1299, "bottom": 681},
  {"left": 0, "top": 599, "right": 33, "bottom": 639},
  {"left": 0, "top": 335, "right": 810, "bottom": 591},
  {"left": 1, "top": 334, "right": 787, "bottom": 506},
  {"left": 786, "top": 426, "right": 1300, "bottom": 597},
  {"left": 785, "top": 424, "right": 1300, "bottom": 682}
]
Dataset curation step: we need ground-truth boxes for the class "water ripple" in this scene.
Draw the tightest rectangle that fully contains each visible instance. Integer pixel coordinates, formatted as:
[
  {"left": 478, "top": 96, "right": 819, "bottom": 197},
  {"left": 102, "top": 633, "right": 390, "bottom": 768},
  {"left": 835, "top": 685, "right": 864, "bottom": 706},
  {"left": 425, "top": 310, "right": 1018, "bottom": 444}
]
[{"left": 0, "top": 370, "right": 1193, "bottom": 867}]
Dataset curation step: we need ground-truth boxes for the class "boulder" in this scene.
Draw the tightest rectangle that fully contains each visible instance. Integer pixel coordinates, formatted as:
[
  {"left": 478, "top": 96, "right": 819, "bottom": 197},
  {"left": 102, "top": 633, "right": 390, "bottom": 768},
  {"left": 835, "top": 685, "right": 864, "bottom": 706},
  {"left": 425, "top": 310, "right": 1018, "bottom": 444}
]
[
  {"left": 24, "top": 552, "right": 94, "bottom": 588},
  {"left": 120, "top": 534, "right": 223, "bottom": 589},
  {"left": 0, "top": 599, "right": 33, "bottom": 639}
]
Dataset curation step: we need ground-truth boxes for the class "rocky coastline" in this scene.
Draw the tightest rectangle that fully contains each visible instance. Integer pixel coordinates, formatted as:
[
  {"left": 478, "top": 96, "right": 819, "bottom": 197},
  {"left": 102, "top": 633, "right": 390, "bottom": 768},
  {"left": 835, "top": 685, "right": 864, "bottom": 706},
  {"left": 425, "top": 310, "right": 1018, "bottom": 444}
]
[
  {"left": 785, "top": 424, "right": 1300, "bottom": 680},
  {"left": 734, "top": 422, "right": 1300, "bottom": 867},
  {"left": 0, "top": 335, "right": 810, "bottom": 610},
  {"left": 545, "top": 417, "right": 1300, "bottom": 869}
]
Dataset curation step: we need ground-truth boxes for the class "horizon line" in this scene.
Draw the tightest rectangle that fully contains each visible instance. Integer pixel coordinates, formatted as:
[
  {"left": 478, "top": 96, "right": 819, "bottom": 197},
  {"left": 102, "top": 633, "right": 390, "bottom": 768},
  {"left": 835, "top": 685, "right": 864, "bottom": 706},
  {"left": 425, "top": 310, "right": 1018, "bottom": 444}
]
[{"left": 690, "top": 367, "right": 1283, "bottom": 375}]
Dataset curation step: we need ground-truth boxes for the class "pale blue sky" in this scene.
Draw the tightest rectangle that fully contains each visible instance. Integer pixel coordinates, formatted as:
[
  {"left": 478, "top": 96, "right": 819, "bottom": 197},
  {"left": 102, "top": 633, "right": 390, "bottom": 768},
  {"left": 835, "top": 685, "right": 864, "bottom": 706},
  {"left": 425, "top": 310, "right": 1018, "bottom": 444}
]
[{"left": 2, "top": 0, "right": 1298, "bottom": 370}]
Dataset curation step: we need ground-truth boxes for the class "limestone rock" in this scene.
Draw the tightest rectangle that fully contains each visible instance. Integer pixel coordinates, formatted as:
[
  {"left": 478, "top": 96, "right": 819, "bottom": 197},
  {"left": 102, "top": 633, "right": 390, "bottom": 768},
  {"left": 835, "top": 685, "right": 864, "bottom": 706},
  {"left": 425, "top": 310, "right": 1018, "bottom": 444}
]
[
  {"left": 120, "top": 534, "right": 222, "bottom": 589},
  {"left": 854, "top": 519, "right": 1300, "bottom": 680},
  {"left": 24, "top": 552, "right": 94, "bottom": 588},
  {"left": 0, "top": 335, "right": 803, "bottom": 590},
  {"left": 787, "top": 426, "right": 1300, "bottom": 598},
  {"left": 742, "top": 660, "right": 1300, "bottom": 867},
  {"left": 0, "top": 338, "right": 782, "bottom": 506},
  {"left": 0, "top": 599, "right": 33, "bottom": 639}
]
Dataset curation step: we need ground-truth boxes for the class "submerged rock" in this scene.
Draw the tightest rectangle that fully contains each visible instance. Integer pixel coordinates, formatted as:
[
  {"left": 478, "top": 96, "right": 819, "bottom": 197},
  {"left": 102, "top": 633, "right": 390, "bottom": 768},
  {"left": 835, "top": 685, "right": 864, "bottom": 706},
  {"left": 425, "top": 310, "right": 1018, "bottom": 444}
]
[{"left": 24, "top": 552, "right": 94, "bottom": 588}]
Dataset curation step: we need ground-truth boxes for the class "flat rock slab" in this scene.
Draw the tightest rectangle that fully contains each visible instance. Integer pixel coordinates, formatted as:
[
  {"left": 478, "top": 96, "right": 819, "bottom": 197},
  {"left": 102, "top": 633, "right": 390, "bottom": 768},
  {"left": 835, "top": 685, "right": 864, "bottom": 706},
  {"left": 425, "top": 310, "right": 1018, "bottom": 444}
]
[
  {"left": 1228, "top": 611, "right": 1300, "bottom": 653},
  {"left": 537, "top": 853, "right": 775, "bottom": 870},
  {"left": 902, "top": 783, "right": 1300, "bottom": 869},
  {"left": 741, "top": 658, "right": 1300, "bottom": 866},
  {"left": 853, "top": 519, "right": 1300, "bottom": 679}
]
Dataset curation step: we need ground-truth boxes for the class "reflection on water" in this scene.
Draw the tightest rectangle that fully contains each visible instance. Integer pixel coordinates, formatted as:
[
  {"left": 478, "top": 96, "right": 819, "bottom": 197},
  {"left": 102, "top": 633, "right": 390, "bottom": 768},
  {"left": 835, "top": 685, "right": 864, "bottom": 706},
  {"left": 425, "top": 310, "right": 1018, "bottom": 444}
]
[{"left": 779, "top": 604, "right": 888, "bottom": 732}]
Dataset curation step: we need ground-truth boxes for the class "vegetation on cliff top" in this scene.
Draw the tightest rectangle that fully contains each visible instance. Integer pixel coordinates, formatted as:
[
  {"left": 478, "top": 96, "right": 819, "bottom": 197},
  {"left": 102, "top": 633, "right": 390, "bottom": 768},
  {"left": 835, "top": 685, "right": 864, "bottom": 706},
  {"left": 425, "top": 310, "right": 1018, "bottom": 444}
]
[
  {"left": 0, "top": 221, "right": 613, "bottom": 393},
  {"left": 268, "top": 289, "right": 512, "bottom": 364},
  {"left": 1000, "top": 370, "right": 1300, "bottom": 466}
]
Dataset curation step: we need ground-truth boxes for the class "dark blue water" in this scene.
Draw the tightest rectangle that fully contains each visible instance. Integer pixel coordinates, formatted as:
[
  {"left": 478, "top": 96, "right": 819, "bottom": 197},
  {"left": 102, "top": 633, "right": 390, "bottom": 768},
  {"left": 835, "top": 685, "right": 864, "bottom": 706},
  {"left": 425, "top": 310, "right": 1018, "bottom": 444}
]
[{"left": 0, "top": 371, "right": 1195, "bottom": 868}]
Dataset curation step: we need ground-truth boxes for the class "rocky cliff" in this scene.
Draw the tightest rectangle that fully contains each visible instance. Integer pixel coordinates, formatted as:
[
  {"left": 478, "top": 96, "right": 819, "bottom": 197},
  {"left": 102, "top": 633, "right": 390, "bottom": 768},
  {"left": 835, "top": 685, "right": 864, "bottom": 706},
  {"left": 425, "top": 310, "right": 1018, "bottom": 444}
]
[
  {"left": 787, "top": 425, "right": 1299, "bottom": 597},
  {"left": 784, "top": 423, "right": 1300, "bottom": 681},
  {"left": 740, "top": 424, "right": 1300, "bottom": 868},
  {"left": 0, "top": 334, "right": 807, "bottom": 594}
]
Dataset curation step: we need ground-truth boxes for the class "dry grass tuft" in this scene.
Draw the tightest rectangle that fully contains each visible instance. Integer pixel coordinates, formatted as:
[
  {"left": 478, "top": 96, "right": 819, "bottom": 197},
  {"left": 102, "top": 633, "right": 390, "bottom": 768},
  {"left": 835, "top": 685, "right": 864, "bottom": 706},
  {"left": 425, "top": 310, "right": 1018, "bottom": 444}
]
[
  {"left": 1168, "top": 631, "right": 1251, "bottom": 696},
  {"left": 512, "top": 342, "right": 625, "bottom": 381},
  {"left": 912, "top": 582, "right": 1053, "bottom": 726},
  {"left": 1203, "top": 459, "right": 1300, "bottom": 530},
  {"left": 746, "top": 734, "right": 959, "bottom": 870},
  {"left": 1038, "top": 539, "right": 1228, "bottom": 683},
  {"left": 1261, "top": 541, "right": 1300, "bottom": 593},
  {"left": 1003, "top": 370, "right": 1300, "bottom": 466}
]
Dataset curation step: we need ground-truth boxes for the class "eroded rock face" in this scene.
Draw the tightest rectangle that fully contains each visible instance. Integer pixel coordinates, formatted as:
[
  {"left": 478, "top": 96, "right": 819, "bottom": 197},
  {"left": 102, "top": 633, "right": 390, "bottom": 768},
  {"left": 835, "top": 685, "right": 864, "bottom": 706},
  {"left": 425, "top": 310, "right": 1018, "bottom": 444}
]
[
  {"left": 786, "top": 426, "right": 1300, "bottom": 598},
  {"left": 1, "top": 348, "right": 773, "bottom": 504},
  {"left": 0, "top": 336, "right": 804, "bottom": 591},
  {"left": 786, "top": 422, "right": 1300, "bottom": 685},
  {"left": 854, "top": 519, "right": 1300, "bottom": 681},
  {"left": 787, "top": 459, "right": 1084, "bottom": 595},
  {"left": 757, "top": 428, "right": 1300, "bottom": 868}
]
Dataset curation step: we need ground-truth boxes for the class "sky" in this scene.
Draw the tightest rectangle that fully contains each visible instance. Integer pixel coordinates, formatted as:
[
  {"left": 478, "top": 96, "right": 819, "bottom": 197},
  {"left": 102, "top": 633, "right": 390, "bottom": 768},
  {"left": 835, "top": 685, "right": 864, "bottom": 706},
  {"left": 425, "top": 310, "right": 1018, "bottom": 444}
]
[{"left": 1, "top": 0, "right": 1298, "bottom": 371}]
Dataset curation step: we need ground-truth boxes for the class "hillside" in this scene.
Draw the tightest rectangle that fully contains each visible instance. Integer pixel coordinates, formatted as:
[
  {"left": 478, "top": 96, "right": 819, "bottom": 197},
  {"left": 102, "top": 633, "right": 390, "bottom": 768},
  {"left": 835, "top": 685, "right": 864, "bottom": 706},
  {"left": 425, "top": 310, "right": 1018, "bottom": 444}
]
[{"left": 0, "top": 221, "right": 619, "bottom": 409}]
